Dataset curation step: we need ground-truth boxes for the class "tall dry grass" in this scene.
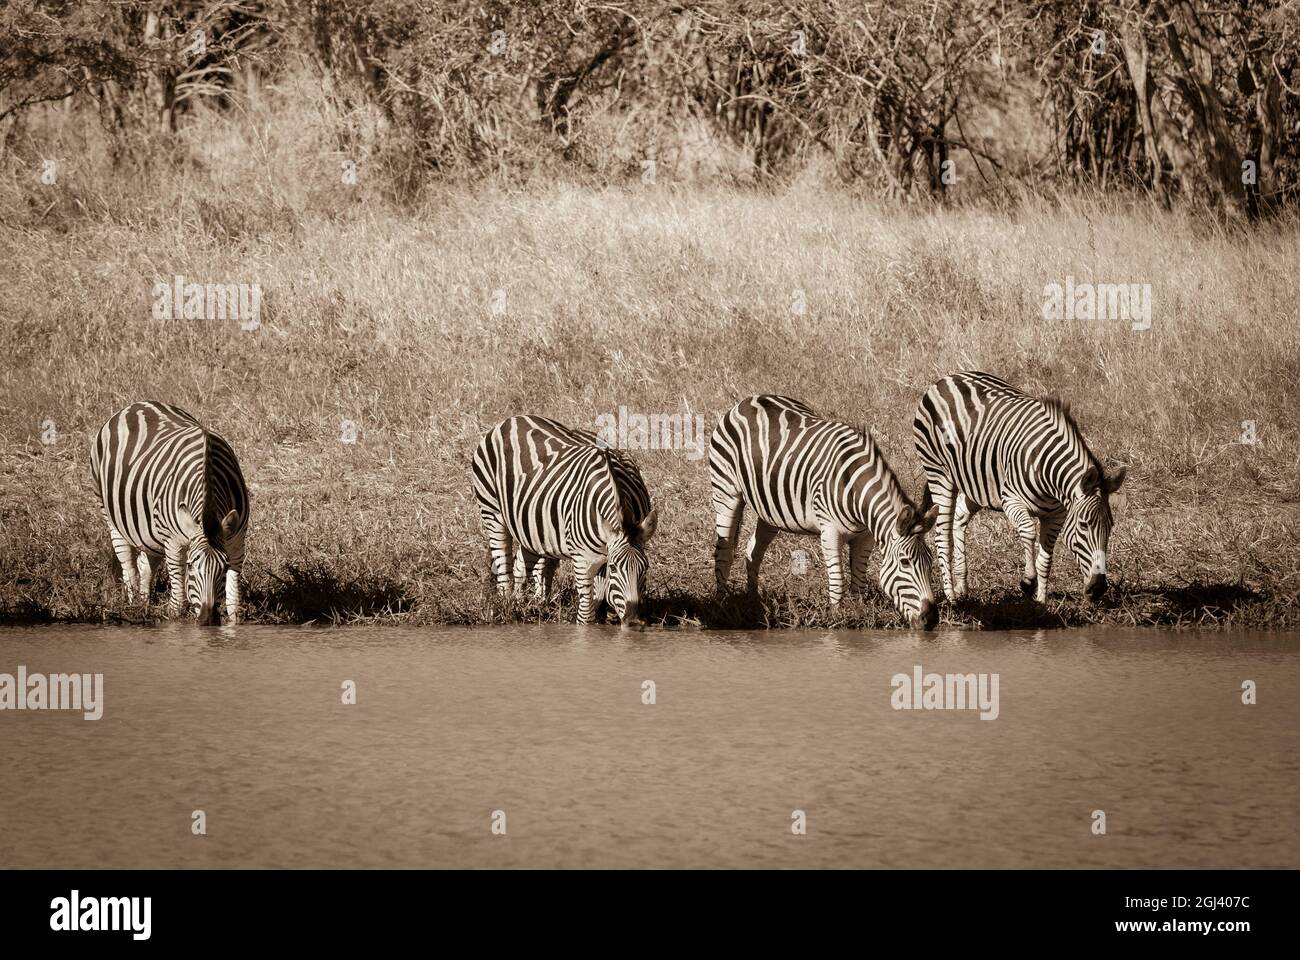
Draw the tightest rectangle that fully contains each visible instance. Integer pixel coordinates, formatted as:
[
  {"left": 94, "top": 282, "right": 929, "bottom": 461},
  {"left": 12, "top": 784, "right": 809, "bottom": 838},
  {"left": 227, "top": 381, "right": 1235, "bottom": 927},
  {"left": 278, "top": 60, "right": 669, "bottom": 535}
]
[{"left": 2, "top": 89, "right": 1298, "bottom": 628}]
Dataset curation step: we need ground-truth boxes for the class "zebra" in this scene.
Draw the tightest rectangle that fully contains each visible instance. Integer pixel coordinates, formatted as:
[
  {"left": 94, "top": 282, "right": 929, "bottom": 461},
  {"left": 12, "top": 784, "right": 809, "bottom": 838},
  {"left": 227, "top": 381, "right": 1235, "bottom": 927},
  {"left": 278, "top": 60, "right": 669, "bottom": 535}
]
[
  {"left": 912, "top": 371, "right": 1126, "bottom": 604},
  {"left": 472, "top": 415, "right": 657, "bottom": 625},
  {"left": 90, "top": 401, "right": 250, "bottom": 625},
  {"left": 709, "top": 395, "right": 939, "bottom": 630},
  {"left": 490, "top": 417, "right": 647, "bottom": 609}
]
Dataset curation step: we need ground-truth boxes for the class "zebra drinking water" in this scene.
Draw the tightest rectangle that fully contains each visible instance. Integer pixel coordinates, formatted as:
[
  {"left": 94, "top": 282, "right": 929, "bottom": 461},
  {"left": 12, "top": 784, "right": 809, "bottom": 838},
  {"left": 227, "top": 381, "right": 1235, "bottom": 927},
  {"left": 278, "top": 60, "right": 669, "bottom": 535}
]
[
  {"left": 472, "top": 415, "right": 657, "bottom": 625},
  {"left": 90, "top": 401, "right": 249, "bottom": 625},
  {"left": 912, "top": 371, "right": 1126, "bottom": 604},
  {"left": 709, "top": 395, "right": 939, "bottom": 629}
]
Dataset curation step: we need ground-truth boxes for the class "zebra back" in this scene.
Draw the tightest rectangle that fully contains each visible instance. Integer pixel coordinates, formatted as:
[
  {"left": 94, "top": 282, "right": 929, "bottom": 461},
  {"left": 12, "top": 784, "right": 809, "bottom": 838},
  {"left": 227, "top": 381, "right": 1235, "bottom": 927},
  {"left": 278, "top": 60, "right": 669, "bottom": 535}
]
[
  {"left": 472, "top": 415, "right": 652, "bottom": 537},
  {"left": 711, "top": 395, "right": 924, "bottom": 542}
]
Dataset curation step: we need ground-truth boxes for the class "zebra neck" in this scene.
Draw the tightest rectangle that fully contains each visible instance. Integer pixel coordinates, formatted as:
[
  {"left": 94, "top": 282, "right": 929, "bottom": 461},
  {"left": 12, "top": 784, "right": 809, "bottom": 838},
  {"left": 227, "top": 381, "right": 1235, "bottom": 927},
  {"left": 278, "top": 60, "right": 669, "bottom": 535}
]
[
  {"left": 866, "top": 504, "right": 895, "bottom": 544},
  {"left": 178, "top": 481, "right": 209, "bottom": 528},
  {"left": 1036, "top": 401, "right": 1097, "bottom": 506},
  {"left": 841, "top": 447, "right": 905, "bottom": 541},
  {"left": 1040, "top": 454, "right": 1095, "bottom": 507},
  {"left": 589, "top": 454, "right": 628, "bottom": 538}
]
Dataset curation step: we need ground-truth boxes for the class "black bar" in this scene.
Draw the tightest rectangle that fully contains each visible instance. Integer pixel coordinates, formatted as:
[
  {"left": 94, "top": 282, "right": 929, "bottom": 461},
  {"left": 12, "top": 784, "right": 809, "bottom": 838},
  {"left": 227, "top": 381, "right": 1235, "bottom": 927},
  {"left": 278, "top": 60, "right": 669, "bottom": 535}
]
[{"left": 0, "top": 869, "right": 1282, "bottom": 947}]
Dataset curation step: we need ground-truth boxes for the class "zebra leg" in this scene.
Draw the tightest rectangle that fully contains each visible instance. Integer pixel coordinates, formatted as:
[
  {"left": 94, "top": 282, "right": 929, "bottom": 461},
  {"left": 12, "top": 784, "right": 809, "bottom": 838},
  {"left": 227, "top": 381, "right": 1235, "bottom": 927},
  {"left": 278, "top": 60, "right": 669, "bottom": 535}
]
[
  {"left": 225, "top": 532, "right": 246, "bottom": 624},
  {"left": 105, "top": 520, "right": 139, "bottom": 602},
  {"left": 135, "top": 552, "right": 154, "bottom": 604},
  {"left": 539, "top": 558, "right": 559, "bottom": 602},
  {"left": 224, "top": 569, "right": 243, "bottom": 624},
  {"left": 571, "top": 555, "right": 603, "bottom": 624},
  {"left": 1032, "top": 513, "right": 1064, "bottom": 604},
  {"left": 512, "top": 548, "right": 528, "bottom": 593},
  {"left": 479, "top": 509, "right": 515, "bottom": 595},
  {"left": 744, "top": 519, "right": 779, "bottom": 595},
  {"left": 519, "top": 548, "right": 543, "bottom": 599},
  {"left": 712, "top": 488, "right": 745, "bottom": 594},
  {"left": 818, "top": 527, "right": 846, "bottom": 605},
  {"left": 1003, "top": 499, "right": 1040, "bottom": 599},
  {"left": 925, "top": 474, "right": 957, "bottom": 598},
  {"left": 164, "top": 539, "right": 188, "bottom": 617},
  {"left": 951, "top": 493, "right": 975, "bottom": 597},
  {"left": 848, "top": 532, "right": 875, "bottom": 596}
]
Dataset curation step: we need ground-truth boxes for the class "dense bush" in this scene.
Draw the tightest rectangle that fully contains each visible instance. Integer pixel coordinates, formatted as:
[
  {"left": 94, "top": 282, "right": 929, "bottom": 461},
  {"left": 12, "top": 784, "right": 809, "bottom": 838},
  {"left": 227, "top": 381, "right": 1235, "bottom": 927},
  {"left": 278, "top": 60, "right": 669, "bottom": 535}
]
[{"left": 2, "top": 1, "right": 1298, "bottom": 212}]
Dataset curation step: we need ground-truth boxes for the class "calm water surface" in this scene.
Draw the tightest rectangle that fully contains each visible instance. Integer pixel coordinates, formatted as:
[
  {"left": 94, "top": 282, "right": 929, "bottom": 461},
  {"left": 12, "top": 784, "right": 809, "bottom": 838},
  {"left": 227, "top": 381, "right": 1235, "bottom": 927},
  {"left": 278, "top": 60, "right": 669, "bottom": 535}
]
[{"left": 0, "top": 624, "right": 1296, "bottom": 868}]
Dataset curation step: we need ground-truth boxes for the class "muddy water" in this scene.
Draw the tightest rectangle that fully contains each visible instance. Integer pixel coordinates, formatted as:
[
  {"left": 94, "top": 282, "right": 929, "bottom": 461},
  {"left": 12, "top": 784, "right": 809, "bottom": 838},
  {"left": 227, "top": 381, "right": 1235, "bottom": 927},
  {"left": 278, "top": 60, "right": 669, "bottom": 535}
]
[{"left": 0, "top": 624, "right": 1295, "bottom": 868}]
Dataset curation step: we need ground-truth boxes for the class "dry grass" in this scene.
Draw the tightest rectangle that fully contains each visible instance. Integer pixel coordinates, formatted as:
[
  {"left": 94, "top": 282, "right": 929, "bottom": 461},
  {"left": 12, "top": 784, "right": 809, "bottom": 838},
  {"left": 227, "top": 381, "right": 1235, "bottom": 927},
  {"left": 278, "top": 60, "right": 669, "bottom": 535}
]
[{"left": 2, "top": 100, "right": 1298, "bottom": 630}]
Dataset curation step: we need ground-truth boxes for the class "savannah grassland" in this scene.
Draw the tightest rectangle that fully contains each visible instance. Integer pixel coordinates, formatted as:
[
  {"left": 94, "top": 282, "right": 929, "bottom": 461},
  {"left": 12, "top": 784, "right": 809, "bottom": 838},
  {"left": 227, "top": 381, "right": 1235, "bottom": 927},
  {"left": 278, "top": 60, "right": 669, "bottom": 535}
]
[{"left": 2, "top": 101, "right": 1299, "bottom": 631}]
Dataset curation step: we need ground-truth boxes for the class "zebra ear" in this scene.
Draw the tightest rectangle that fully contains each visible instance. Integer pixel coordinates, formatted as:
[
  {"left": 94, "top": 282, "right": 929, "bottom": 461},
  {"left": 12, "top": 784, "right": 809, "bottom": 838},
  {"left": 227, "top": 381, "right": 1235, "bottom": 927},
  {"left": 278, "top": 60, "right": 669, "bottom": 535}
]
[
  {"left": 1104, "top": 466, "right": 1127, "bottom": 495},
  {"left": 177, "top": 511, "right": 202, "bottom": 540},
  {"left": 895, "top": 505, "right": 916, "bottom": 535},
  {"left": 1080, "top": 464, "right": 1100, "bottom": 493},
  {"left": 916, "top": 504, "right": 939, "bottom": 534},
  {"left": 220, "top": 510, "right": 239, "bottom": 539},
  {"left": 637, "top": 507, "right": 658, "bottom": 543}
]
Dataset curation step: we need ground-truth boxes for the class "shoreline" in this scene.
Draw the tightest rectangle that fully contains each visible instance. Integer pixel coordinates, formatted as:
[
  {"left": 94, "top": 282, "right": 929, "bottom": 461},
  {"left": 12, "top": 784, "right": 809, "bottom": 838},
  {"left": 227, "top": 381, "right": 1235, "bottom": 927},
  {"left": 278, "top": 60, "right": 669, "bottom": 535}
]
[{"left": 1, "top": 576, "right": 1290, "bottom": 630}]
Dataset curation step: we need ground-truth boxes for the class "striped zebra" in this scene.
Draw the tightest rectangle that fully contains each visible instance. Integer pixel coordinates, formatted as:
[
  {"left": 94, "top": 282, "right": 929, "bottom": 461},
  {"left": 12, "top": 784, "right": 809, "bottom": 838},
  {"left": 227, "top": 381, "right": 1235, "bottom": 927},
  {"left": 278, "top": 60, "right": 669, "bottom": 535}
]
[
  {"left": 709, "top": 395, "right": 939, "bottom": 629},
  {"left": 90, "top": 401, "right": 250, "bottom": 625},
  {"left": 472, "top": 415, "right": 657, "bottom": 625},
  {"left": 912, "top": 371, "right": 1126, "bottom": 604}
]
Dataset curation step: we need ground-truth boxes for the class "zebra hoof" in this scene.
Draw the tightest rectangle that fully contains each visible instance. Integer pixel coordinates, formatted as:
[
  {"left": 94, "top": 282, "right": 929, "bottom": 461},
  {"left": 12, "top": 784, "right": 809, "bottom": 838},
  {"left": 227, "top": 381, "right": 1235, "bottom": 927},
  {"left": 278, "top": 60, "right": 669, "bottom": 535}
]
[{"left": 1020, "top": 577, "right": 1037, "bottom": 597}]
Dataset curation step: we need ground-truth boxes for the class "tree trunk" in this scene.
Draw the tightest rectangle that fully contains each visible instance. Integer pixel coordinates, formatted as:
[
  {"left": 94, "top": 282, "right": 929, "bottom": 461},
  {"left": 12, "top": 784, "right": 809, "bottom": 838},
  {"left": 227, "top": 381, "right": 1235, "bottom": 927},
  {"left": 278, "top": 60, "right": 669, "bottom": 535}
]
[{"left": 1154, "top": 0, "right": 1245, "bottom": 212}]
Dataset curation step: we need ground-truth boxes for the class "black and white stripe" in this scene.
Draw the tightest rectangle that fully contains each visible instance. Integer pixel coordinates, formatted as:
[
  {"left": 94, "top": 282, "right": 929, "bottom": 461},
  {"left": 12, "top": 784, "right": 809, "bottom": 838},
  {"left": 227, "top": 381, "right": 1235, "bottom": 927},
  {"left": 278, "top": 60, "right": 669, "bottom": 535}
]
[
  {"left": 90, "top": 401, "right": 250, "bottom": 624},
  {"left": 913, "top": 371, "right": 1126, "bottom": 603},
  {"left": 471, "top": 415, "right": 657, "bottom": 625},
  {"left": 709, "top": 395, "right": 938, "bottom": 629}
]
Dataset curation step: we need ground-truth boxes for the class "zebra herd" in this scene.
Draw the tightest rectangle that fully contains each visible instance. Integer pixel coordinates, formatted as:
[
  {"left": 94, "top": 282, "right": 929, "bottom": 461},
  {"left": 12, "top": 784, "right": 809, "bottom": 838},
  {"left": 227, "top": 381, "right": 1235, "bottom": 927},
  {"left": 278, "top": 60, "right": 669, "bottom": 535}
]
[{"left": 90, "top": 371, "right": 1125, "bottom": 630}]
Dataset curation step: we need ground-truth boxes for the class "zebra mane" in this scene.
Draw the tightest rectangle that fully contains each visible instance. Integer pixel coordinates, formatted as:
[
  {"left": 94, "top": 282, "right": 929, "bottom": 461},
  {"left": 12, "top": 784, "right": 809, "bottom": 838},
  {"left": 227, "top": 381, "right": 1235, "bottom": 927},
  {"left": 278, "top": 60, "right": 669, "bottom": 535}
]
[
  {"left": 590, "top": 446, "right": 630, "bottom": 536},
  {"left": 198, "top": 432, "right": 223, "bottom": 544}
]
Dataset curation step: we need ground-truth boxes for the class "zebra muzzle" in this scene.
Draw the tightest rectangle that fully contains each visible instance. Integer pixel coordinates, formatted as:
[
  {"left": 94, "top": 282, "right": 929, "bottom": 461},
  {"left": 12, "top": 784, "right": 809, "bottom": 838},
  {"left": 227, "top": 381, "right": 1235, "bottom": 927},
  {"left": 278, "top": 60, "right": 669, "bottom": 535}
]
[
  {"left": 909, "top": 598, "right": 941, "bottom": 629},
  {"left": 913, "top": 600, "right": 938, "bottom": 631},
  {"left": 1085, "top": 574, "right": 1108, "bottom": 602}
]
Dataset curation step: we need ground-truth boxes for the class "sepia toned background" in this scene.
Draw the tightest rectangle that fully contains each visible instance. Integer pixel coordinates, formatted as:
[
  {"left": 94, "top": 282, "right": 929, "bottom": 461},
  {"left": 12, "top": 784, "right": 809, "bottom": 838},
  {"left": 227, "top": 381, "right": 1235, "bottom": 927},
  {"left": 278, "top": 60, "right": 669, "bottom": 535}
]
[{"left": 2, "top": 1, "right": 1298, "bottom": 629}]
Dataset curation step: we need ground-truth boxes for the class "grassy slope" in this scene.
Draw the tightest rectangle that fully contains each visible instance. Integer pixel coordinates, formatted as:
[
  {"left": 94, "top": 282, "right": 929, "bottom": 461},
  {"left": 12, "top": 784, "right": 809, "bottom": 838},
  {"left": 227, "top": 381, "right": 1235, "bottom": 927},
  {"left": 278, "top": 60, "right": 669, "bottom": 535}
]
[{"left": 2, "top": 144, "right": 1299, "bottom": 628}]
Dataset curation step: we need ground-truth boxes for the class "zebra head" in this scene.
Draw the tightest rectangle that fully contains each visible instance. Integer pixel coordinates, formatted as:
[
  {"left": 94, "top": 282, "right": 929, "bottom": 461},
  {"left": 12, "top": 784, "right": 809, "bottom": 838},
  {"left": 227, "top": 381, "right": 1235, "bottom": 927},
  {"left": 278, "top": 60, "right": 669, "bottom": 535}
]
[
  {"left": 179, "top": 510, "right": 239, "bottom": 625},
  {"left": 1065, "top": 464, "right": 1126, "bottom": 601},
  {"left": 601, "top": 508, "right": 658, "bottom": 627},
  {"left": 881, "top": 503, "right": 940, "bottom": 630}
]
